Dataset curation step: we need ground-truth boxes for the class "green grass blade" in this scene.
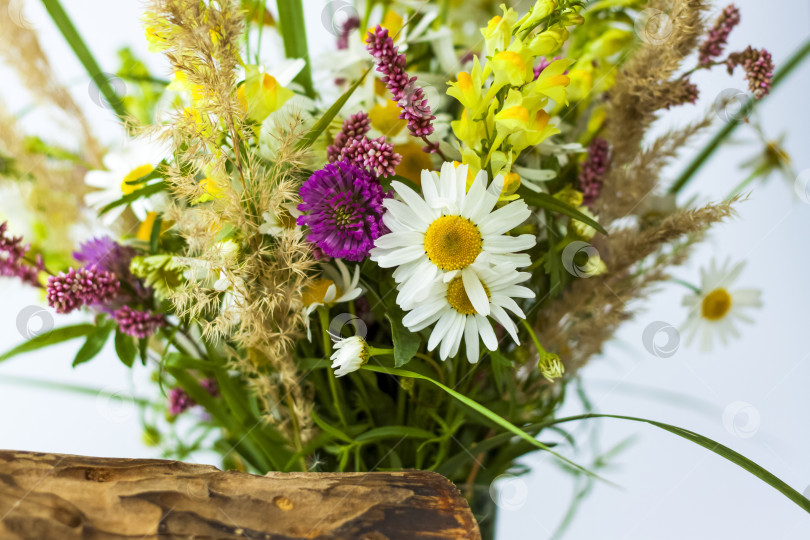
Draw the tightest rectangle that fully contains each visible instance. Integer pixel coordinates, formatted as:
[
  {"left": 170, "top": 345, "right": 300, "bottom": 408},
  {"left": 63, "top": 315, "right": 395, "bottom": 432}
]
[
  {"left": 276, "top": 0, "right": 315, "bottom": 98},
  {"left": 362, "top": 365, "right": 613, "bottom": 485},
  {"left": 295, "top": 68, "right": 370, "bottom": 151},
  {"left": 545, "top": 413, "right": 810, "bottom": 514},
  {"left": 0, "top": 324, "right": 97, "bottom": 362},
  {"left": 520, "top": 190, "right": 607, "bottom": 234},
  {"left": 40, "top": 0, "right": 127, "bottom": 120}
]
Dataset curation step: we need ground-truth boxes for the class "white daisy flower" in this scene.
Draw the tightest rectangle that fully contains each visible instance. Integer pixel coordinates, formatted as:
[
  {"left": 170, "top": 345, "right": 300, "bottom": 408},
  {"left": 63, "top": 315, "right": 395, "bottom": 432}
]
[
  {"left": 259, "top": 202, "right": 302, "bottom": 237},
  {"left": 330, "top": 335, "right": 369, "bottom": 377},
  {"left": 401, "top": 262, "right": 534, "bottom": 363},
  {"left": 681, "top": 259, "right": 762, "bottom": 351},
  {"left": 303, "top": 259, "right": 363, "bottom": 340},
  {"left": 84, "top": 138, "right": 168, "bottom": 225},
  {"left": 370, "top": 162, "right": 536, "bottom": 311}
]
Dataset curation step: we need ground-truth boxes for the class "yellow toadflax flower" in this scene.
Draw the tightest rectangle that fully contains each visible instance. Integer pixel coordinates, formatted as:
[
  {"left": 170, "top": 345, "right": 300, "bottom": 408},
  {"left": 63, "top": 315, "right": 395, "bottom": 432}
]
[{"left": 238, "top": 64, "right": 296, "bottom": 123}]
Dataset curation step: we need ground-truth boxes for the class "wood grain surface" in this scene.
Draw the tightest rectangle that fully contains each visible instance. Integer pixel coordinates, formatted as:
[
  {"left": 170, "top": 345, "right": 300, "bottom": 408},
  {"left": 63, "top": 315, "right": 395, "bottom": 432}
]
[{"left": 0, "top": 450, "right": 481, "bottom": 539}]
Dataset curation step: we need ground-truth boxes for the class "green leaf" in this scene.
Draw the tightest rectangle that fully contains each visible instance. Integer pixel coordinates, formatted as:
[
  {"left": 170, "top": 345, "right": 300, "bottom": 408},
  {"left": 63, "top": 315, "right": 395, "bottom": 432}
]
[
  {"left": 0, "top": 324, "right": 97, "bottom": 362},
  {"left": 355, "top": 425, "right": 434, "bottom": 443},
  {"left": 520, "top": 190, "right": 607, "bottom": 234},
  {"left": 72, "top": 325, "right": 112, "bottom": 367},
  {"left": 99, "top": 181, "right": 166, "bottom": 216},
  {"left": 40, "top": 0, "right": 127, "bottom": 120},
  {"left": 311, "top": 409, "right": 354, "bottom": 444},
  {"left": 295, "top": 68, "right": 370, "bottom": 151},
  {"left": 275, "top": 0, "right": 315, "bottom": 98},
  {"left": 361, "top": 365, "right": 610, "bottom": 484},
  {"left": 386, "top": 313, "right": 421, "bottom": 368},
  {"left": 114, "top": 330, "right": 137, "bottom": 368},
  {"left": 545, "top": 413, "right": 810, "bottom": 514}
]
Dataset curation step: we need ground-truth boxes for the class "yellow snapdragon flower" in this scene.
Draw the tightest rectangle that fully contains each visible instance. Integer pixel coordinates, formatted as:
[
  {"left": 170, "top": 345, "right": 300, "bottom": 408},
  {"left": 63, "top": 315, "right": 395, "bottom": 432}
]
[{"left": 237, "top": 65, "right": 294, "bottom": 123}]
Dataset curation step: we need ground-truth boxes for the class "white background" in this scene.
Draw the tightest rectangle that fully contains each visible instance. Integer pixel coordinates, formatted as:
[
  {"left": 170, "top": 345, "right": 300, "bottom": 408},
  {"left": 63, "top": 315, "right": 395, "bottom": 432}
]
[{"left": 0, "top": 1, "right": 808, "bottom": 539}]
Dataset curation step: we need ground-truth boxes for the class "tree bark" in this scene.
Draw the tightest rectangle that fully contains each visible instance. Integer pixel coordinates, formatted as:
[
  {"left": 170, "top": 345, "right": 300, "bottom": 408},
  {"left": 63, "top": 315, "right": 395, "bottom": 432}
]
[{"left": 0, "top": 450, "right": 481, "bottom": 540}]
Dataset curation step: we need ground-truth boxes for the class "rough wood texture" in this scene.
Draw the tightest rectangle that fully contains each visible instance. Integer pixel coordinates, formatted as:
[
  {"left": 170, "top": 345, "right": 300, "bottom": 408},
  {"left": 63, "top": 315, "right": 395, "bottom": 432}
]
[{"left": 0, "top": 450, "right": 481, "bottom": 540}]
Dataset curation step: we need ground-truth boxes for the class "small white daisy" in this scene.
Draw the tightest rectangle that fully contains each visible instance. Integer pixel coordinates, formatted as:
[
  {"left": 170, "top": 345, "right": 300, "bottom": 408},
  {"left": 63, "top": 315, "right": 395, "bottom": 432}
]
[
  {"left": 331, "top": 335, "right": 369, "bottom": 377},
  {"left": 303, "top": 259, "right": 363, "bottom": 340},
  {"left": 401, "top": 262, "right": 534, "bottom": 363},
  {"left": 370, "top": 162, "right": 535, "bottom": 311},
  {"left": 681, "top": 259, "right": 762, "bottom": 351},
  {"left": 84, "top": 138, "right": 168, "bottom": 225}
]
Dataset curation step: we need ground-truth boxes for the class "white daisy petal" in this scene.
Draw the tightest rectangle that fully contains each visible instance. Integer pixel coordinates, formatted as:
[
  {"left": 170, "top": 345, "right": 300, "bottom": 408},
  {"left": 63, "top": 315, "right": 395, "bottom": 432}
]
[
  {"left": 464, "top": 316, "right": 480, "bottom": 363},
  {"left": 462, "top": 267, "right": 490, "bottom": 316}
]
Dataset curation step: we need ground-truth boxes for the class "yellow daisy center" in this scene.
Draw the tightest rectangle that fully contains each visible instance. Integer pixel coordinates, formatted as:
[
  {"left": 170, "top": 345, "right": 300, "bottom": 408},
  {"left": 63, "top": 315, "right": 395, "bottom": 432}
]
[
  {"left": 701, "top": 288, "right": 732, "bottom": 320},
  {"left": 424, "top": 215, "right": 482, "bottom": 271},
  {"left": 446, "top": 276, "right": 489, "bottom": 315},
  {"left": 122, "top": 164, "right": 155, "bottom": 195}
]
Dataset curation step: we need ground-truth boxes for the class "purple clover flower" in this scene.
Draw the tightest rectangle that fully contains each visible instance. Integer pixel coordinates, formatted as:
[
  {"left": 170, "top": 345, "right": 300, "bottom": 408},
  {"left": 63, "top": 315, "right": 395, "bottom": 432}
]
[
  {"left": 113, "top": 306, "right": 166, "bottom": 338},
  {"left": 297, "top": 160, "right": 389, "bottom": 261},
  {"left": 46, "top": 265, "right": 119, "bottom": 314}
]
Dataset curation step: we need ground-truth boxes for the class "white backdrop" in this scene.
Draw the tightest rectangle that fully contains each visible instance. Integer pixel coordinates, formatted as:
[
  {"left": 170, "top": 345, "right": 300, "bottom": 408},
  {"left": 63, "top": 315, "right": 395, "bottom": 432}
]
[{"left": 0, "top": 1, "right": 809, "bottom": 539}]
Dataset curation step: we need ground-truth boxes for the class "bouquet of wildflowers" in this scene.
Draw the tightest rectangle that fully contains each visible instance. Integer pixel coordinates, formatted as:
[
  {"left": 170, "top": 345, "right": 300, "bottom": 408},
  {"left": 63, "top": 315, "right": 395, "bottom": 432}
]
[{"left": 1, "top": 0, "right": 808, "bottom": 536}]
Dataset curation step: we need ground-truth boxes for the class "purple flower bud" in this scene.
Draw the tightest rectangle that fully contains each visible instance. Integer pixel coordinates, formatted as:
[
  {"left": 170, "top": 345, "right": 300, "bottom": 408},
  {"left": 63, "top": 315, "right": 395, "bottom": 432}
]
[
  {"left": 113, "top": 306, "right": 166, "bottom": 338},
  {"left": 46, "top": 265, "right": 119, "bottom": 314}
]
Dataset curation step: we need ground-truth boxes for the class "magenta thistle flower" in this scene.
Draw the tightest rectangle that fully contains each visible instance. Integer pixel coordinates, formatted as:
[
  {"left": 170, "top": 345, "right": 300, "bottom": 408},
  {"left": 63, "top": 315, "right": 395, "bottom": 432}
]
[
  {"left": 0, "top": 222, "right": 43, "bottom": 287},
  {"left": 579, "top": 138, "right": 611, "bottom": 207},
  {"left": 365, "top": 25, "right": 435, "bottom": 139},
  {"left": 46, "top": 265, "right": 119, "bottom": 314},
  {"left": 699, "top": 4, "right": 741, "bottom": 65},
  {"left": 113, "top": 306, "right": 166, "bottom": 338},
  {"left": 298, "top": 160, "right": 389, "bottom": 261}
]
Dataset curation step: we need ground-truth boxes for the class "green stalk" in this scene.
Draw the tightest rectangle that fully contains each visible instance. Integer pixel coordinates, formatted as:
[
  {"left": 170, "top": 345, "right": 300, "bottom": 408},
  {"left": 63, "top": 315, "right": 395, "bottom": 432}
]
[
  {"left": 669, "top": 37, "right": 810, "bottom": 195},
  {"left": 276, "top": 0, "right": 315, "bottom": 98},
  {"left": 40, "top": 0, "right": 127, "bottom": 121}
]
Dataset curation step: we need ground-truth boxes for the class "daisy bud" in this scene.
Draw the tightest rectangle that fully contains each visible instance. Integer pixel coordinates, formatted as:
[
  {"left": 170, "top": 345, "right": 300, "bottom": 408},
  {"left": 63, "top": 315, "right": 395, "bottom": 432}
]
[
  {"left": 538, "top": 352, "right": 564, "bottom": 382},
  {"left": 330, "top": 336, "right": 369, "bottom": 377}
]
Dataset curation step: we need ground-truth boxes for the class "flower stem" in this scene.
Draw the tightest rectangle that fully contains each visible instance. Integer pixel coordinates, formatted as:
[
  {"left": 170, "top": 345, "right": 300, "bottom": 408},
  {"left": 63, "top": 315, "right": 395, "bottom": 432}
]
[
  {"left": 40, "top": 0, "right": 127, "bottom": 121},
  {"left": 668, "top": 36, "right": 810, "bottom": 195},
  {"left": 319, "top": 308, "right": 348, "bottom": 426}
]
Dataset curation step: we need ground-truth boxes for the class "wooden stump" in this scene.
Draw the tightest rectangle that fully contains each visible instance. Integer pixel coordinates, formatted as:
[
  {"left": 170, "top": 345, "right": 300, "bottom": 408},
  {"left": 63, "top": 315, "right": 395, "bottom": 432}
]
[{"left": 0, "top": 450, "right": 481, "bottom": 539}]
